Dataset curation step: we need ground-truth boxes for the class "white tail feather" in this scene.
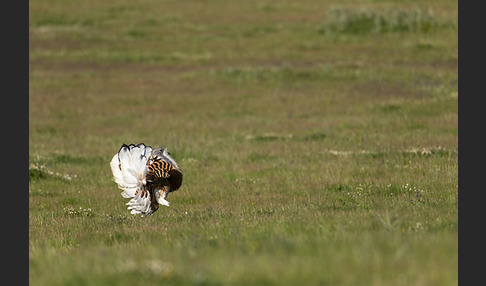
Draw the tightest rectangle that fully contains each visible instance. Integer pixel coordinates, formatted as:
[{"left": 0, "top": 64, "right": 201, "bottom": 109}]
[
  {"left": 109, "top": 154, "right": 124, "bottom": 186},
  {"left": 126, "top": 191, "right": 152, "bottom": 215},
  {"left": 120, "top": 187, "right": 137, "bottom": 198},
  {"left": 110, "top": 144, "right": 150, "bottom": 199}
]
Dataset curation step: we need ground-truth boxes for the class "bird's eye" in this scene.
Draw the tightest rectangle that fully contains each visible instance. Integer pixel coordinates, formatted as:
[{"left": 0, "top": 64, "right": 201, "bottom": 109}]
[{"left": 167, "top": 152, "right": 171, "bottom": 155}]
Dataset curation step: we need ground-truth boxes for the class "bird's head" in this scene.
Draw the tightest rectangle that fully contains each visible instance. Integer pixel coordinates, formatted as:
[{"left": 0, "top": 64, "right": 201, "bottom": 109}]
[{"left": 152, "top": 147, "right": 181, "bottom": 170}]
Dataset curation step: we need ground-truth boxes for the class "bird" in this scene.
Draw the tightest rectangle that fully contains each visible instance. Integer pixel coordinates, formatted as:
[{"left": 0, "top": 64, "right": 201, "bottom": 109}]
[{"left": 109, "top": 143, "right": 183, "bottom": 216}]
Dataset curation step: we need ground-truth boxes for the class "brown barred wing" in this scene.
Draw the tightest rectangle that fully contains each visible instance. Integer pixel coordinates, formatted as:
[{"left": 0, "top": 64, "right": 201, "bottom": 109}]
[
  {"left": 146, "top": 158, "right": 183, "bottom": 195},
  {"left": 146, "top": 159, "right": 172, "bottom": 182}
]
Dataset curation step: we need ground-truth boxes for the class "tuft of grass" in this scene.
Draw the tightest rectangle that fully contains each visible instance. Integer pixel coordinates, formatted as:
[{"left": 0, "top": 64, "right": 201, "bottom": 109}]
[
  {"left": 319, "top": 6, "right": 456, "bottom": 35},
  {"left": 29, "top": 162, "right": 78, "bottom": 182}
]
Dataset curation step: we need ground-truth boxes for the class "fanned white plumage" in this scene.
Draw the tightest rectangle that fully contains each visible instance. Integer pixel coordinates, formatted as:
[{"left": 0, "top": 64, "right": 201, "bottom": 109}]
[
  {"left": 126, "top": 190, "right": 152, "bottom": 215},
  {"left": 110, "top": 143, "right": 183, "bottom": 216},
  {"left": 109, "top": 143, "right": 151, "bottom": 199},
  {"left": 109, "top": 154, "right": 125, "bottom": 187},
  {"left": 125, "top": 189, "right": 168, "bottom": 216}
]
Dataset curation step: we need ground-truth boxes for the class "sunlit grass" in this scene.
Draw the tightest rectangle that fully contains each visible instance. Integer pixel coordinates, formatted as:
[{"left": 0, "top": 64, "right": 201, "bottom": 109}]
[
  {"left": 319, "top": 6, "right": 457, "bottom": 35},
  {"left": 30, "top": 0, "right": 457, "bottom": 285}
]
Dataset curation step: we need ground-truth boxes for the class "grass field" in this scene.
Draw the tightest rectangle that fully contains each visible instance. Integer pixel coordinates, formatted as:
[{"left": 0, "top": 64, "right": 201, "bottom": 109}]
[{"left": 29, "top": 0, "right": 458, "bottom": 285}]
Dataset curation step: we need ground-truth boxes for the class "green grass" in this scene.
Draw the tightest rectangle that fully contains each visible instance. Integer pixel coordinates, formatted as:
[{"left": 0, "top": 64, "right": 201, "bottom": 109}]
[
  {"left": 30, "top": 0, "right": 457, "bottom": 285},
  {"left": 319, "top": 6, "right": 456, "bottom": 35}
]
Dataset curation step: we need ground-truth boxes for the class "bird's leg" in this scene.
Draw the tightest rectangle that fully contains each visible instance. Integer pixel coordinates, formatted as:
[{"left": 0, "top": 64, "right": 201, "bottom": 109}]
[
  {"left": 161, "top": 190, "right": 170, "bottom": 206},
  {"left": 160, "top": 199, "right": 170, "bottom": 207},
  {"left": 156, "top": 188, "right": 170, "bottom": 207}
]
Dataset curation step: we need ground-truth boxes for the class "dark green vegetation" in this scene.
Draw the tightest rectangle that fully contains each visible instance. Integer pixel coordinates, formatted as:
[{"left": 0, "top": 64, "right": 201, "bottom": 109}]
[{"left": 30, "top": 0, "right": 457, "bottom": 285}]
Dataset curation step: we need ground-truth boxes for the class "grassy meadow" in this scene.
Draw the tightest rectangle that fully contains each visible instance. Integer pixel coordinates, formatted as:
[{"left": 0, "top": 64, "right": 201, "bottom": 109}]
[{"left": 29, "top": 0, "right": 458, "bottom": 285}]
